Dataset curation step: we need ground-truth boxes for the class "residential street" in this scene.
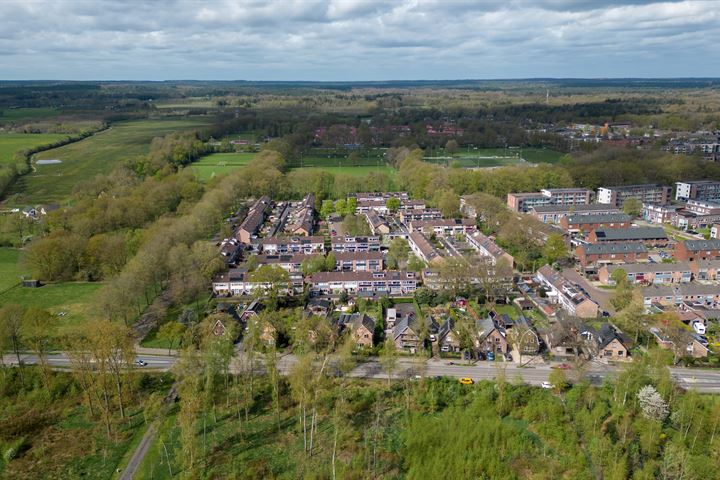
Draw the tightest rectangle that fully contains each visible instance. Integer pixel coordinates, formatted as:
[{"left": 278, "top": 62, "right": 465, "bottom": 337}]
[{"left": 5, "top": 352, "right": 720, "bottom": 394}]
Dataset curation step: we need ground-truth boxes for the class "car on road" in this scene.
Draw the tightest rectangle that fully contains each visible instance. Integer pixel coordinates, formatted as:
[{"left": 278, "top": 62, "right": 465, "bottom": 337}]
[
  {"left": 540, "top": 381, "right": 553, "bottom": 389},
  {"left": 134, "top": 359, "right": 147, "bottom": 367},
  {"left": 459, "top": 377, "right": 474, "bottom": 385}
]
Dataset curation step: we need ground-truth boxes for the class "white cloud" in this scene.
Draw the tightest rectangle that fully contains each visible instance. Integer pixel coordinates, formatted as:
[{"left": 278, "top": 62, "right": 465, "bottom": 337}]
[{"left": 0, "top": 0, "right": 717, "bottom": 80}]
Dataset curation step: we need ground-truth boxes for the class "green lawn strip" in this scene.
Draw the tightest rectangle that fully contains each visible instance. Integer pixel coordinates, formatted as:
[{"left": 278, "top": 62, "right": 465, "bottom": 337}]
[
  {"left": 0, "top": 133, "right": 69, "bottom": 166},
  {"left": 111, "top": 417, "right": 154, "bottom": 480},
  {"left": 9, "top": 117, "right": 212, "bottom": 203},
  {"left": 135, "top": 411, "right": 180, "bottom": 480}
]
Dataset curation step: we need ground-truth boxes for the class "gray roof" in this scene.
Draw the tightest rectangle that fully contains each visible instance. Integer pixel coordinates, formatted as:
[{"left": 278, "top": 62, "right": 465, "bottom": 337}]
[
  {"left": 604, "top": 262, "right": 692, "bottom": 275},
  {"left": 580, "top": 243, "right": 648, "bottom": 255},
  {"left": 593, "top": 227, "right": 667, "bottom": 241},
  {"left": 565, "top": 213, "right": 631, "bottom": 224},
  {"left": 642, "top": 284, "right": 720, "bottom": 297},
  {"left": 684, "top": 239, "right": 720, "bottom": 251}
]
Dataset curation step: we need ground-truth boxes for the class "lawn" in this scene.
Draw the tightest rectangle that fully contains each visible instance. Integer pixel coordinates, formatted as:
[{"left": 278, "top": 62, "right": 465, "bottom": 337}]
[
  {"left": 0, "top": 133, "right": 69, "bottom": 166},
  {"left": 520, "top": 147, "right": 565, "bottom": 164},
  {"left": 0, "top": 281, "right": 102, "bottom": 336},
  {"left": 424, "top": 147, "right": 564, "bottom": 167},
  {"left": 8, "top": 117, "right": 212, "bottom": 203},
  {"left": 0, "top": 107, "right": 59, "bottom": 123},
  {"left": 189, "top": 152, "right": 256, "bottom": 181},
  {"left": 289, "top": 165, "right": 397, "bottom": 177},
  {"left": 0, "top": 247, "right": 28, "bottom": 292}
]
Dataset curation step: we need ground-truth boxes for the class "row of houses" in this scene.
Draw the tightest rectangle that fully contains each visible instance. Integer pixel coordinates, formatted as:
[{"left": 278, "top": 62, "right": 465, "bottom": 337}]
[
  {"left": 254, "top": 251, "right": 385, "bottom": 273},
  {"left": 213, "top": 269, "right": 420, "bottom": 297},
  {"left": 598, "top": 259, "right": 720, "bottom": 286},
  {"left": 645, "top": 200, "right": 720, "bottom": 231},
  {"left": 236, "top": 195, "right": 271, "bottom": 243}
]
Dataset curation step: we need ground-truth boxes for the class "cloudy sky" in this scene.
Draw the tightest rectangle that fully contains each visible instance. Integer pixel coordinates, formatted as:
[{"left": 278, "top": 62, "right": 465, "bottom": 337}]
[{"left": 2, "top": 0, "right": 719, "bottom": 80}]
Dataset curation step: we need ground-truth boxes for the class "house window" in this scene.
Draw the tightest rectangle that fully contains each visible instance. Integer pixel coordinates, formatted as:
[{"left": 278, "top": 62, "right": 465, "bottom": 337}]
[{"left": 604, "top": 350, "right": 613, "bottom": 356}]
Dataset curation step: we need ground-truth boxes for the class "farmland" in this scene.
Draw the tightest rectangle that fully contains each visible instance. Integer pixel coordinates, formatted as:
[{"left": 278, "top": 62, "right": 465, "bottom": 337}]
[
  {"left": 0, "top": 133, "right": 69, "bottom": 166},
  {"left": 190, "top": 152, "right": 256, "bottom": 181},
  {"left": 0, "top": 107, "right": 59, "bottom": 123},
  {"left": 8, "top": 117, "right": 211, "bottom": 204}
]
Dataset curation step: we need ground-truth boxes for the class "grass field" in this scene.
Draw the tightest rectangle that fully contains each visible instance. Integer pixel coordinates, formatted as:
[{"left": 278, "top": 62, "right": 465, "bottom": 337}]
[
  {"left": 0, "top": 247, "right": 27, "bottom": 292},
  {"left": 0, "top": 107, "right": 59, "bottom": 123},
  {"left": 8, "top": 118, "right": 211, "bottom": 203},
  {"left": 190, "top": 152, "right": 256, "bottom": 180},
  {"left": 425, "top": 147, "right": 564, "bottom": 167},
  {"left": 0, "top": 133, "right": 69, "bottom": 166},
  {"left": 289, "top": 165, "right": 397, "bottom": 177},
  {"left": 0, "top": 249, "right": 102, "bottom": 336},
  {"left": 0, "top": 282, "right": 101, "bottom": 335}
]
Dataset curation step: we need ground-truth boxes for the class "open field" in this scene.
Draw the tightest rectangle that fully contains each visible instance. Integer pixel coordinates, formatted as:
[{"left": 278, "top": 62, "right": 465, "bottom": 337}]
[
  {"left": 0, "top": 247, "right": 27, "bottom": 292},
  {"left": 0, "top": 107, "right": 59, "bottom": 123},
  {"left": 8, "top": 117, "right": 211, "bottom": 203},
  {"left": 154, "top": 98, "right": 217, "bottom": 109},
  {"left": 0, "top": 279, "right": 101, "bottom": 336},
  {"left": 190, "top": 152, "right": 256, "bottom": 181},
  {"left": 289, "top": 165, "right": 397, "bottom": 177},
  {"left": 0, "top": 133, "right": 69, "bottom": 166},
  {"left": 425, "top": 147, "right": 564, "bottom": 167}
]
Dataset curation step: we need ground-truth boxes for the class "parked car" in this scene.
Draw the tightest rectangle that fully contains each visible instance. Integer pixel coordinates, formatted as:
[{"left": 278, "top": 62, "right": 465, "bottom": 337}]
[
  {"left": 540, "top": 381, "right": 553, "bottom": 389},
  {"left": 552, "top": 363, "right": 571, "bottom": 370},
  {"left": 462, "top": 350, "right": 472, "bottom": 360},
  {"left": 486, "top": 351, "right": 495, "bottom": 361},
  {"left": 459, "top": 377, "right": 474, "bottom": 385}
]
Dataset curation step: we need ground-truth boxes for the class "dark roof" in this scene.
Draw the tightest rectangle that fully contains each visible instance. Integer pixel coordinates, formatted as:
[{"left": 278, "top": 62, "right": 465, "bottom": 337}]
[
  {"left": 338, "top": 313, "right": 375, "bottom": 332},
  {"left": 683, "top": 239, "right": 720, "bottom": 251},
  {"left": 595, "top": 323, "right": 631, "bottom": 349},
  {"left": 593, "top": 227, "right": 667, "bottom": 241},
  {"left": 580, "top": 243, "right": 648, "bottom": 255}
]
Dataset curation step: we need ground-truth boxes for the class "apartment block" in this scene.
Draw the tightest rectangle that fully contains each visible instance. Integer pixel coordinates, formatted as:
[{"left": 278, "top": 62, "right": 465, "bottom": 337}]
[
  {"left": 675, "top": 180, "right": 720, "bottom": 202},
  {"left": 597, "top": 184, "right": 672, "bottom": 208}
]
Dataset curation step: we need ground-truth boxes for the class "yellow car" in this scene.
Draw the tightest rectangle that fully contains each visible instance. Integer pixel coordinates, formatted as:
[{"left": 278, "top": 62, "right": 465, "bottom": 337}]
[{"left": 459, "top": 377, "right": 474, "bottom": 385}]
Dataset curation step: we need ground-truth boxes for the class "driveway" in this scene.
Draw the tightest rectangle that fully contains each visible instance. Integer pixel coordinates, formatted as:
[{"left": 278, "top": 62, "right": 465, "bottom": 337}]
[{"left": 562, "top": 267, "right": 614, "bottom": 313}]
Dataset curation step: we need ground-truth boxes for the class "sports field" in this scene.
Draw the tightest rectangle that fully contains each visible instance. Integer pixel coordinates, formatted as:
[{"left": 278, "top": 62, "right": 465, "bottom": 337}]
[
  {"left": 190, "top": 152, "right": 256, "bottom": 180},
  {"left": 425, "top": 147, "right": 563, "bottom": 167},
  {"left": 289, "top": 165, "right": 397, "bottom": 177},
  {"left": 0, "top": 133, "right": 69, "bottom": 166},
  {"left": 9, "top": 118, "right": 211, "bottom": 203}
]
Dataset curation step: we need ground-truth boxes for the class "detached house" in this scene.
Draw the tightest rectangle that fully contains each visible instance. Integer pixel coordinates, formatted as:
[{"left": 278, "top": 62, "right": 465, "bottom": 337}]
[
  {"left": 336, "top": 313, "right": 376, "bottom": 348},
  {"left": 475, "top": 316, "right": 508, "bottom": 355},
  {"left": 437, "top": 317, "right": 461, "bottom": 353}
]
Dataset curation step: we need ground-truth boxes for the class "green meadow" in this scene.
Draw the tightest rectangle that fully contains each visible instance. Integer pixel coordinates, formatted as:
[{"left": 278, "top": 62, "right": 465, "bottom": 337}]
[
  {"left": 190, "top": 152, "right": 256, "bottom": 180},
  {"left": 0, "top": 133, "right": 69, "bottom": 166},
  {"left": 9, "top": 117, "right": 211, "bottom": 203}
]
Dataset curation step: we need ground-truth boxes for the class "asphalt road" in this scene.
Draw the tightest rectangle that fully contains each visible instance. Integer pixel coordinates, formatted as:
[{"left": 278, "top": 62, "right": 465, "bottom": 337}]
[{"left": 7, "top": 352, "right": 719, "bottom": 393}]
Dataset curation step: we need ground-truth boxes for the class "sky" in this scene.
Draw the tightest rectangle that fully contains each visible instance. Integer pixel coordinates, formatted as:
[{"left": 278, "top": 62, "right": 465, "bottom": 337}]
[{"left": 1, "top": 0, "right": 719, "bottom": 81}]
